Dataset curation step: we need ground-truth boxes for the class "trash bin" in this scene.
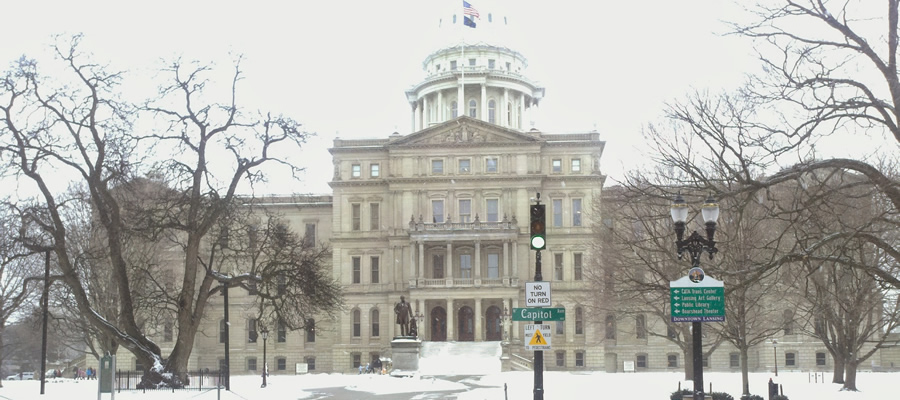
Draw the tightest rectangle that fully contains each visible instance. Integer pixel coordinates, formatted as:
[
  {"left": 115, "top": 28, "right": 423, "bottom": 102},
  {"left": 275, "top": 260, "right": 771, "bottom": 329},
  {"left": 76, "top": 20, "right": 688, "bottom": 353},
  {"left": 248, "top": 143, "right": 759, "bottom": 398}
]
[{"left": 768, "top": 378, "right": 778, "bottom": 400}]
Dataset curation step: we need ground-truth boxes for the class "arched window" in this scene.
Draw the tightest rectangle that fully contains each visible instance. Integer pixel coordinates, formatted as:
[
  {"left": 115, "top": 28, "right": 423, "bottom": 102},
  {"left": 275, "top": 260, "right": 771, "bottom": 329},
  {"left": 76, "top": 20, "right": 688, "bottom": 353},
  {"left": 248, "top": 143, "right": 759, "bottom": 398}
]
[
  {"left": 468, "top": 99, "right": 477, "bottom": 118},
  {"left": 371, "top": 309, "right": 380, "bottom": 337},
  {"left": 353, "top": 309, "right": 361, "bottom": 337},
  {"left": 488, "top": 100, "right": 496, "bottom": 124},
  {"left": 451, "top": 101, "right": 458, "bottom": 118},
  {"left": 507, "top": 102, "right": 512, "bottom": 125}
]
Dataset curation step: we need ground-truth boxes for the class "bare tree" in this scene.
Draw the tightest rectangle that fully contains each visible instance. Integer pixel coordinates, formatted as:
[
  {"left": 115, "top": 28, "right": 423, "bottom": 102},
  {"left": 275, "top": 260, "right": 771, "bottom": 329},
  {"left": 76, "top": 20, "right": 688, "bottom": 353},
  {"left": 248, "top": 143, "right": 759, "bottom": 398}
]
[{"left": 0, "top": 35, "right": 342, "bottom": 387}]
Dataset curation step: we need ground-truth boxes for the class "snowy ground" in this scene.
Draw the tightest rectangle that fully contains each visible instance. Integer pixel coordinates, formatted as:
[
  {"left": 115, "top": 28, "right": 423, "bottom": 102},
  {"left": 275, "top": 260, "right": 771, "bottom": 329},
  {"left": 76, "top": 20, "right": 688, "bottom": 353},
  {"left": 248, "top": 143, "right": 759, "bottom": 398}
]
[{"left": 0, "top": 371, "right": 897, "bottom": 400}]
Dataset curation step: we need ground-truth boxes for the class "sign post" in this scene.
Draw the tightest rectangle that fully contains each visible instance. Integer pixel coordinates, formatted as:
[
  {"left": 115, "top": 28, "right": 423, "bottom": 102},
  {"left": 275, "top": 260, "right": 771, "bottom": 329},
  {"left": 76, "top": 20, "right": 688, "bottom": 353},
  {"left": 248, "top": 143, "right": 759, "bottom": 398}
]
[
  {"left": 97, "top": 354, "right": 115, "bottom": 400},
  {"left": 670, "top": 268, "right": 725, "bottom": 400}
]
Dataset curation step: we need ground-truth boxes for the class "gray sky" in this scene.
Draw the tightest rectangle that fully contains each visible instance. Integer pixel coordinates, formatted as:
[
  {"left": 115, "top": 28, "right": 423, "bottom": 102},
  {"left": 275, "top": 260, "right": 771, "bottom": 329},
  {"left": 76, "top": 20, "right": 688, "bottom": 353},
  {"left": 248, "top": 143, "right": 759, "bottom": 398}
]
[{"left": 1, "top": 0, "right": 757, "bottom": 194}]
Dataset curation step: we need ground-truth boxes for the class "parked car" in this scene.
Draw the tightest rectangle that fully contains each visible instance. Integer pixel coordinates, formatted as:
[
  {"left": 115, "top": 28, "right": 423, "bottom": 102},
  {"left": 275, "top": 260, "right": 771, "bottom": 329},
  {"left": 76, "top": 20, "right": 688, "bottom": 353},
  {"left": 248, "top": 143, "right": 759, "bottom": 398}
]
[{"left": 6, "top": 372, "right": 34, "bottom": 380}]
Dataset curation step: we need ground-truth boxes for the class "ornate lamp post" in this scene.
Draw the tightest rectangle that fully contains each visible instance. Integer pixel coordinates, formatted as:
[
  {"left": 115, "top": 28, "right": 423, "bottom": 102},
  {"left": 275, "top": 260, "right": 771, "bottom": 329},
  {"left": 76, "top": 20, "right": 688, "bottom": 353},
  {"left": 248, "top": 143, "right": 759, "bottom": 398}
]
[
  {"left": 260, "top": 325, "right": 269, "bottom": 388},
  {"left": 773, "top": 339, "right": 778, "bottom": 376},
  {"left": 671, "top": 193, "right": 720, "bottom": 400},
  {"left": 414, "top": 310, "right": 424, "bottom": 338}
]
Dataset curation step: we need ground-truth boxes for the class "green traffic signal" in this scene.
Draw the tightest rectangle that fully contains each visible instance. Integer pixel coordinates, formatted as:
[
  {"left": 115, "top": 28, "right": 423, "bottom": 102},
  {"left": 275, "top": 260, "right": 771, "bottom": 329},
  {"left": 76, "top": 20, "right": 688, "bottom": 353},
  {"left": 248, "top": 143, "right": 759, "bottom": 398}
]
[{"left": 530, "top": 204, "right": 546, "bottom": 250}]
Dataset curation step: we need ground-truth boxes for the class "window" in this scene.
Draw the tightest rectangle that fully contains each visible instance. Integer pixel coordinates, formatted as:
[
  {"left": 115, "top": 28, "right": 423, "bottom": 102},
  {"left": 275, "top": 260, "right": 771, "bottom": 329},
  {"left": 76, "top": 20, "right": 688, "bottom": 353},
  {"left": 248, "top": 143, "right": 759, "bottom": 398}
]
[
  {"left": 277, "top": 357, "right": 286, "bottom": 371},
  {"left": 575, "top": 351, "right": 585, "bottom": 367},
  {"left": 507, "top": 102, "right": 512, "bottom": 125},
  {"left": 636, "top": 315, "right": 647, "bottom": 339},
  {"left": 433, "top": 254, "right": 444, "bottom": 279},
  {"left": 370, "top": 257, "right": 380, "bottom": 283},
  {"left": 556, "top": 319, "right": 565, "bottom": 335},
  {"left": 574, "top": 253, "right": 583, "bottom": 280},
  {"left": 816, "top": 352, "right": 826, "bottom": 366},
  {"left": 351, "top": 164, "right": 361, "bottom": 178},
  {"left": 636, "top": 354, "right": 647, "bottom": 368},
  {"left": 436, "top": 64, "right": 440, "bottom": 72},
  {"left": 552, "top": 159, "right": 562, "bottom": 173},
  {"left": 460, "top": 254, "right": 472, "bottom": 278},
  {"left": 450, "top": 60, "right": 457, "bottom": 70},
  {"left": 485, "top": 157, "right": 498, "bottom": 173},
  {"left": 556, "top": 351, "right": 565, "bottom": 367},
  {"left": 248, "top": 358, "right": 257, "bottom": 371},
  {"left": 505, "top": 61, "right": 511, "bottom": 71},
  {"left": 571, "top": 159, "right": 581, "bottom": 172},
  {"left": 370, "top": 203, "right": 380, "bottom": 230},
  {"left": 248, "top": 280, "right": 258, "bottom": 295},
  {"left": 248, "top": 224, "right": 258, "bottom": 251},
  {"left": 668, "top": 354, "right": 678, "bottom": 368},
  {"left": 667, "top": 324, "right": 677, "bottom": 339},
  {"left": 552, "top": 199, "right": 563, "bottom": 227},
  {"left": 352, "top": 353, "right": 361, "bottom": 368},
  {"left": 575, "top": 307, "right": 584, "bottom": 334},
  {"left": 605, "top": 314, "right": 616, "bottom": 339},
  {"left": 304, "top": 223, "right": 316, "bottom": 247},
  {"left": 219, "top": 320, "right": 227, "bottom": 343},
  {"left": 784, "top": 309, "right": 794, "bottom": 335},
  {"left": 352, "top": 309, "right": 361, "bottom": 337},
  {"left": 488, "top": 100, "right": 496, "bottom": 124},
  {"left": 572, "top": 199, "right": 582, "bottom": 226},
  {"left": 432, "top": 200, "right": 444, "bottom": 223},
  {"left": 785, "top": 352, "right": 796, "bottom": 366},
  {"left": 452, "top": 101, "right": 458, "bottom": 118},
  {"left": 703, "top": 355, "right": 709, "bottom": 368},
  {"left": 459, "top": 159, "right": 470, "bottom": 173},
  {"left": 163, "top": 322, "right": 173, "bottom": 342},
  {"left": 486, "top": 199, "right": 499, "bottom": 222},
  {"left": 554, "top": 253, "right": 563, "bottom": 281},
  {"left": 352, "top": 257, "right": 361, "bottom": 284},
  {"left": 305, "top": 356, "right": 316, "bottom": 370},
  {"left": 305, "top": 318, "right": 315, "bottom": 343},
  {"left": 459, "top": 199, "right": 471, "bottom": 222},
  {"left": 277, "top": 273, "right": 286, "bottom": 295},
  {"left": 468, "top": 99, "right": 477, "bottom": 117},
  {"left": 730, "top": 353, "right": 740, "bottom": 368},
  {"left": 277, "top": 321, "right": 286, "bottom": 343},
  {"left": 468, "top": 58, "right": 476, "bottom": 66},
  {"left": 487, "top": 253, "right": 499, "bottom": 278},
  {"left": 488, "top": 59, "right": 495, "bottom": 69},
  {"left": 370, "top": 163, "right": 379, "bottom": 177},
  {"left": 248, "top": 319, "right": 258, "bottom": 343},
  {"left": 136, "top": 359, "right": 145, "bottom": 371},
  {"left": 814, "top": 317, "right": 826, "bottom": 336},
  {"left": 371, "top": 309, "right": 380, "bottom": 337},
  {"left": 351, "top": 204, "right": 361, "bottom": 231},
  {"left": 432, "top": 159, "right": 444, "bottom": 174}
]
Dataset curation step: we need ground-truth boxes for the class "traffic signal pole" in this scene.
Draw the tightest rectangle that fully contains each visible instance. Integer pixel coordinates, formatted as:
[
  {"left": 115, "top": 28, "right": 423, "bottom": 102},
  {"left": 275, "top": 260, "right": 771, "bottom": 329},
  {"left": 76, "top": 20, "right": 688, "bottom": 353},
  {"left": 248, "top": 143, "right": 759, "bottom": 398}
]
[{"left": 530, "top": 193, "right": 545, "bottom": 400}]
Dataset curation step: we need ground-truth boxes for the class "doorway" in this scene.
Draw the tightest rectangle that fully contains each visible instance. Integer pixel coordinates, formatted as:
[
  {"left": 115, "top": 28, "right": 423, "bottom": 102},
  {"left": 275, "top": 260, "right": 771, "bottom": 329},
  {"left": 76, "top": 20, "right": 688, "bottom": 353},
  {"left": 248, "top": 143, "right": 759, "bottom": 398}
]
[
  {"left": 431, "top": 306, "right": 447, "bottom": 342},
  {"left": 458, "top": 306, "right": 475, "bottom": 341},
  {"left": 485, "top": 305, "right": 502, "bottom": 341}
]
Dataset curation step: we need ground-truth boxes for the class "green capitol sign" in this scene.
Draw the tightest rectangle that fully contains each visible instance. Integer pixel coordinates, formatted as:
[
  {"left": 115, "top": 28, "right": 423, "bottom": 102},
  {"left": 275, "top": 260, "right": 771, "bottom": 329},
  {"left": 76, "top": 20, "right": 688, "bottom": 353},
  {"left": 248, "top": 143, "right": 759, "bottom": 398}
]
[
  {"left": 512, "top": 307, "right": 566, "bottom": 322},
  {"left": 669, "top": 270, "right": 725, "bottom": 323}
]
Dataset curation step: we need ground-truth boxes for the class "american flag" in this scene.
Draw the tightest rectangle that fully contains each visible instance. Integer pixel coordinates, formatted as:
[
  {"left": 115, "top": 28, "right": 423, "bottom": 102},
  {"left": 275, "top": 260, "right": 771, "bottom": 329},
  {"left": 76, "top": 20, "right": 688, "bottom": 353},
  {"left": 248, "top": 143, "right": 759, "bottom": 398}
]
[{"left": 463, "top": 1, "right": 480, "bottom": 19}]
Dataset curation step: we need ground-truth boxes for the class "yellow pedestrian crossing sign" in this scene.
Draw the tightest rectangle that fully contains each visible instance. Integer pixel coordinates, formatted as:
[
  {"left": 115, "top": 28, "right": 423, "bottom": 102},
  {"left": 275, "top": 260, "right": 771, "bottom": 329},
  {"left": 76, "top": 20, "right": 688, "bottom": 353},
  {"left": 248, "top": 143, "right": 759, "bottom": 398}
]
[{"left": 524, "top": 324, "right": 552, "bottom": 350}]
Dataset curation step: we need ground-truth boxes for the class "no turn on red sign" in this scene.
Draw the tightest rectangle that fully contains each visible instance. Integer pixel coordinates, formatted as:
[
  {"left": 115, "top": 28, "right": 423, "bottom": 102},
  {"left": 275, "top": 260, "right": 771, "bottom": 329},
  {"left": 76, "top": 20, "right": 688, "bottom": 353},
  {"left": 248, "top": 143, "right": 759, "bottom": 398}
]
[{"left": 525, "top": 281, "right": 551, "bottom": 307}]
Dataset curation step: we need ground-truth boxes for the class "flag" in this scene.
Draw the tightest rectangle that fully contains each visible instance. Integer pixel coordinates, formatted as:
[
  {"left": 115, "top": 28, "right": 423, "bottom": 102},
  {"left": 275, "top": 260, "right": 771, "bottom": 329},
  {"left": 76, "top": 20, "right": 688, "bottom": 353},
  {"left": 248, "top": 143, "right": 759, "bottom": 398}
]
[
  {"left": 464, "top": 16, "right": 476, "bottom": 28},
  {"left": 463, "top": 1, "right": 480, "bottom": 19}
]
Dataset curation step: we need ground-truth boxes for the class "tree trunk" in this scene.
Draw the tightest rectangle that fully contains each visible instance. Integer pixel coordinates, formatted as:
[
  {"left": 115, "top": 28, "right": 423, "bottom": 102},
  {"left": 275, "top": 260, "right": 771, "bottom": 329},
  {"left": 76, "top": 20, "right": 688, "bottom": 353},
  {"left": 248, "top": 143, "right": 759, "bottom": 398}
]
[
  {"left": 832, "top": 355, "right": 845, "bottom": 384},
  {"left": 740, "top": 347, "right": 750, "bottom": 396},
  {"left": 842, "top": 360, "right": 859, "bottom": 391}
]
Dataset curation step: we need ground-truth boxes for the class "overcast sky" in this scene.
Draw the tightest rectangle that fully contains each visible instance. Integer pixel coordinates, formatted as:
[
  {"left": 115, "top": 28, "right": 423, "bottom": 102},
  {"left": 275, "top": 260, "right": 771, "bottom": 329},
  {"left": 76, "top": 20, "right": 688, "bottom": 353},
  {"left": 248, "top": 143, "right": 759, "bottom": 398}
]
[{"left": 1, "top": 0, "right": 756, "bottom": 194}]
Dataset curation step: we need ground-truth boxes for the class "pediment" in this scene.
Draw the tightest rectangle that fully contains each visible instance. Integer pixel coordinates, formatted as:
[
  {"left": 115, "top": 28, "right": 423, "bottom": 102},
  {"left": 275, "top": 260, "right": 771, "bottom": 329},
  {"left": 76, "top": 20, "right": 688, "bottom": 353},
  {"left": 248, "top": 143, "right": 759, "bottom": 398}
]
[{"left": 390, "top": 116, "right": 540, "bottom": 147}]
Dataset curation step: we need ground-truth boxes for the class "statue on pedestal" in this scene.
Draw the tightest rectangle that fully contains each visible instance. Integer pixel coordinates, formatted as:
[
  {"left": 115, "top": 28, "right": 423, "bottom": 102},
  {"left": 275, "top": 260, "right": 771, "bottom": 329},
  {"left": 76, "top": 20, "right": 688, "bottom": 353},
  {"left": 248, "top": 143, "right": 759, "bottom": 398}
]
[{"left": 394, "top": 296, "right": 413, "bottom": 337}]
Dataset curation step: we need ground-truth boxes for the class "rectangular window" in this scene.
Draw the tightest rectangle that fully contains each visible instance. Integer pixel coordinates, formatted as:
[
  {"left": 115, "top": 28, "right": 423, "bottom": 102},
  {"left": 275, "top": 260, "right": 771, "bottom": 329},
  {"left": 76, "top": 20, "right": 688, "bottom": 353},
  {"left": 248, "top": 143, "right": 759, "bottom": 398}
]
[
  {"left": 450, "top": 60, "right": 457, "bottom": 70},
  {"left": 636, "top": 315, "right": 647, "bottom": 339},
  {"left": 163, "top": 323, "right": 173, "bottom": 342},
  {"left": 556, "top": 320, "right": 565, "bottom": 335},
  {"left": 572, "top": 199, "right": 582, "bottom": 226},
  {"left": 370, "top": 203, "right": 380, "bottom": 230},
  {"left": 372, "top": 311, "right": 380, "bottom": 337},
  {"left": 433, "top": 254, "right": 445, "bottom": 278},
  {"left": 304, "top": 223, "right": 316, "bottom": 247},
  {"left": 555, "top": 351, "right": 565, "bottom": 367},
  {"left": 488, "top": 59, "right": 495, "bottom": 69},
  {"left": 668, "top": 354, "right": 678, "bottom": 368},
  {"left": 554, "top": 253, "right": 563, "bottom": 281},
  {"left": 305, "top": 356, "right": 316, "bottom": 370},
  {"left": 636, "top": 354, "right": 647, "bottom": 368},
  {"left": 486, "top": 199, "right": 499, "bottom": 222},
  {"left": 370, "top": 163, "right": 380, "bottom": 177},
  {"left": 351, "top": 203, "right": 361, "bottom": 231},
  {"left": 486, "top": 157, "right": 498, "bottom": 173},
  {"left": 248, "top": 224, "right": 258, "bottom": 251},
  {"left": 730, "top": 353, "right": 740, "bottom": 368},
  {"left": 248, "top": 319, "right": 258, "bottom": 343},
  {"left": 277, "top": 358, "right": 286, "bottom": 371},
  {"left": 432, "top": 159, "right": 444, "bottom": 174},
  {"left": 352, "top": 257, "right": 361, "bottom": 284},
  {"left": 605, "top": 315, "right": 616, "bottom": 339},
  {"left": 575, "top": 351, "right": 585, "bottom": 367},
  {"left": 575, "top": 308, "right": 584, "bottom": 334},
  {"left": 371, "top": 257, "right": 380, "bottom": 284},
  {"left": 352, "top": 354, "right": 361, "bottom": 368},
  {"left": 459, "top": 159, "right": 470, "bottom": 173},
  {"left": 277, "top": 322, "right": 286, "bottom": 343},
  {"left": 219, "top": 320, "right": 227, "bottom": 343},
  {"left": 351, "top": 164, "right": 361, "bottom": 178},
  {"left": 571, "top": 159, "right": 581, "bottom": 172},
  {"left": 460, "top": 254, "right": 472, "bottom": 278},
  {"left": 353, "top": 311, "right": 361, "bottom": 337},
  {"left": 432, "top": 200, "right": 444, "bottom": 223},
  {"left": 306, "top": 319, "right": 315, "bottom": 343},
  {"left": 505, "top": 62, "right": 511, "bottom": 71},
  {"left": 574, "top": 253, "right": 583, "bottom": 280},
  {"left": 552, "top": 199, "right": 563, "bottom": 227},
  {"left": 459, "top": 199, "right": 472, "bottom": 222},
  {"left": 487, "top": 253, "right": 499, "bottom": 278},
  {"left": 248, "top": 358, "right": 257, "bottom": 371},
  {"left": 786, "top": 352, "right": 796, "bottom": 366},
  {"left": 816, "top": 352, "right": 826, "bottom": 366},
  {"left": 703, "top": 355, "right": 709, "bottom": 368},
  {"left": 552, "top": 159, "right": 562, "bottom": 173},
  {"left": 468, "top": 58, "right": 476, "bottom": 66}
]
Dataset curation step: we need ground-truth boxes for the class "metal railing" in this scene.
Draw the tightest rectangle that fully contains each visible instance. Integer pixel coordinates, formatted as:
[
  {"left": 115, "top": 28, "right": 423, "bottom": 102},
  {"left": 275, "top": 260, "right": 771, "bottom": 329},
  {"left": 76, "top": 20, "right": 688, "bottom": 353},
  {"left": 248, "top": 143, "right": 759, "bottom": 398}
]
[{"left": 115, "top": 369, "right": 224, "bottom": 392}]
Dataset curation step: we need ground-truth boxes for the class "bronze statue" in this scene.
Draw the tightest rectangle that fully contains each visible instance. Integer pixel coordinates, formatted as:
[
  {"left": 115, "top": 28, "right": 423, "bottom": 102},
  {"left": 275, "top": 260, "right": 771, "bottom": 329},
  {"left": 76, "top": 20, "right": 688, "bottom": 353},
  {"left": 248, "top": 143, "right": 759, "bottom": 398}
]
[{"left": 394, "top": 296, "right": 413, "bottom": 336}]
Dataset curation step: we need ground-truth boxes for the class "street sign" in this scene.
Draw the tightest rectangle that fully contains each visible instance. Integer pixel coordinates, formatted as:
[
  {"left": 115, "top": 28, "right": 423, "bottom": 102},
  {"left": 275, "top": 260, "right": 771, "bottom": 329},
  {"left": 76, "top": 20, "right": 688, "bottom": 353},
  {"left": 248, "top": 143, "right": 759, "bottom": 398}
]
[
  {"left": 524, "top": 324, "right": 552, "bottom": 350},
  {"left": 512, "top": 307, "right": 566, "bottom": 321},
  {"left": 525, "top": 281, "right": 552, "bottom": 307},
  {"left": 670, "top": 269, "right": 725, "bottom": 322}
]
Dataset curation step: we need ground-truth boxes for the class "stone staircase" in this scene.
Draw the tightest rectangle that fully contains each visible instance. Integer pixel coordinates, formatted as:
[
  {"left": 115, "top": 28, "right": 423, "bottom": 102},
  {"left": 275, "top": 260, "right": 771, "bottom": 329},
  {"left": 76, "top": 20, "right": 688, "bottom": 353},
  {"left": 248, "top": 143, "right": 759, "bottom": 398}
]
[{"left": 417, "top": 341, "right": 502, "bottom": 375}]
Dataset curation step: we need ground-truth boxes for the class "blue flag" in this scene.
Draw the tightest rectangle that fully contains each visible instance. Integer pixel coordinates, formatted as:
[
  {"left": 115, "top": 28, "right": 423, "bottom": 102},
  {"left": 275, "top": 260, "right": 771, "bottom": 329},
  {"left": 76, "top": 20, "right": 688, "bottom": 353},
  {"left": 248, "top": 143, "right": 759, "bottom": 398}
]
[{"left": 464, "top": 16, "right": 476, "bottom": 28}]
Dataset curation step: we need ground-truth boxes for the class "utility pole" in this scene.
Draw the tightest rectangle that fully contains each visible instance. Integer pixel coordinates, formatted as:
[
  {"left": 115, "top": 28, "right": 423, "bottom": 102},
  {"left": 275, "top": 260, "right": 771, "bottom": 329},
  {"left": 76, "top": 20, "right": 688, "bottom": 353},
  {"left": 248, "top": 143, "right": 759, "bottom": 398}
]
[{"left": 530, "top": 193, "right": 546, "bottom": 400}]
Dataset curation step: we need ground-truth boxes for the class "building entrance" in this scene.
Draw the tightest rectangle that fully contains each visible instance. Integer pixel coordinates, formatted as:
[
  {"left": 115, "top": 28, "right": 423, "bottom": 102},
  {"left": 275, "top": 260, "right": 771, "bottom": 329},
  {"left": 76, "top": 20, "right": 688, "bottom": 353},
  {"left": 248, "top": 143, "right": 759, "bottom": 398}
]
[
  {"left": 485, "top": 305, "right": 502, "bottom": 341},
  {"left": 458, "top": 306, "right": 475, "bottom": 341},
  {"left": 431, "top": 306, "right": 447, "bottom": 342}
]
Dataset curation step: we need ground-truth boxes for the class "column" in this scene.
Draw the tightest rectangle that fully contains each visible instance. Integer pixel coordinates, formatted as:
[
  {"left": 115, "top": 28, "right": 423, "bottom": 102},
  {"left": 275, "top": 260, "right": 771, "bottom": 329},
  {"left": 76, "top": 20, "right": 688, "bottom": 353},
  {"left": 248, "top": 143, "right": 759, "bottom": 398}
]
[
  {"left": 446, "top": 242, "right": 453, "bottom": 281},
  {"left": 502, "top": 88, "right": 509, "bottom": 127},
  {"left": 475, "top": 298, "right": 483, "bottom": 341},
  {"left": 480, "top": 84, "right": 487, "bottom": 122},
  {"left": 511, "top": 298, "right": 519, "bottom": 341},
  {"left": 474, "top": 240, "right": 481, "bottom": 283},
  {"left": 419, "top": 242, "right": 425, "bottom": 280},
  {"left": 410, "top": 103, "right": 417, "bottom": 133},
  {"left": 457, "top": 81, "right": 464, "bottom": 117},
  {"left": 518, "top": 93, "right": 525, "bottom": 129},
  {"left": 503, "top": 240, "right": 510, "bottom": 281},
  {"left": 437, "top": 90, "right": 444, "bottom": 122},
  {"left": 418, "top": 100, "right": 424, "bottom": 131},
  {"left": 409, "top": 242, "right": 416, "bottom": 284},
  {"left": 447, "top": 298, "right": 455, "bottom": 341},
  {"left": 512, "top": 241, "right": 518, "bottom": 278},
  {"left": 422, "top": 95, "right": 429, "bottom": 127}
]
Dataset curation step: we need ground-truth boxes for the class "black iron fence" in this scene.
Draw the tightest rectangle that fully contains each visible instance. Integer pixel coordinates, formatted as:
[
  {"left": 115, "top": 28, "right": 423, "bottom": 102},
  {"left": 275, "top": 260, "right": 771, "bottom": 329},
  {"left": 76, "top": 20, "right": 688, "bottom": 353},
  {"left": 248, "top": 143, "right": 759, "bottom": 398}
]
[{"left": 115, "top": 369, "right": 225, "bottom": 392}]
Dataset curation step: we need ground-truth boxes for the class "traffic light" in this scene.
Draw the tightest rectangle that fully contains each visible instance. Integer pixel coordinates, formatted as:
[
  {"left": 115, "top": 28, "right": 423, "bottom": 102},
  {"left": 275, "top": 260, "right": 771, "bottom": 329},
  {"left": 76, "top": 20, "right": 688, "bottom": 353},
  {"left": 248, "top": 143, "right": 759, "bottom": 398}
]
[{"left": 530, "top": 204, "right": 546, "bottom": 250}]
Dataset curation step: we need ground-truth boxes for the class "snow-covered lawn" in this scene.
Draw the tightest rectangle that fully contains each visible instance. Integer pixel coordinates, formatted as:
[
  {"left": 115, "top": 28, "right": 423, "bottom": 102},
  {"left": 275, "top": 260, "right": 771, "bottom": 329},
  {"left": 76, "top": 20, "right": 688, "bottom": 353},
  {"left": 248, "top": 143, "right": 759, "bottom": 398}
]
[{"left": 0, "top": 371, "right": 896, "bottom": 399}]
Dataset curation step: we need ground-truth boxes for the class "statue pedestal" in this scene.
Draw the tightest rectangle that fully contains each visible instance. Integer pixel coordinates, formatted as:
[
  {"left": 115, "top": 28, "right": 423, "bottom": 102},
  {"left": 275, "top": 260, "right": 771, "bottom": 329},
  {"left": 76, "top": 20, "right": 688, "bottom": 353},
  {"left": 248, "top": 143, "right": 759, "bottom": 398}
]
[{"left": 390, "top": 337, "right": 421, "bottom": 376}]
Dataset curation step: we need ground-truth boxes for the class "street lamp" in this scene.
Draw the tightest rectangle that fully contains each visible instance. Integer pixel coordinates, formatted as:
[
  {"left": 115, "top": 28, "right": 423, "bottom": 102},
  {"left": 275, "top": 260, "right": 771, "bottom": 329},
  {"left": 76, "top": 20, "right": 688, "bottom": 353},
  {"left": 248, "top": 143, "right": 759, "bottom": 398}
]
[
  {"left": 414, "top": 310, "right": 424, "bottom": 338},
  {"left": 773, "top": 339, "right": 778, "bottom": 376},
  {"left": 260, "top": 325, "right": 269, "bottom": 388},
  {"left": 671, "top": 193, "right": 720, "bottom": 400}
]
